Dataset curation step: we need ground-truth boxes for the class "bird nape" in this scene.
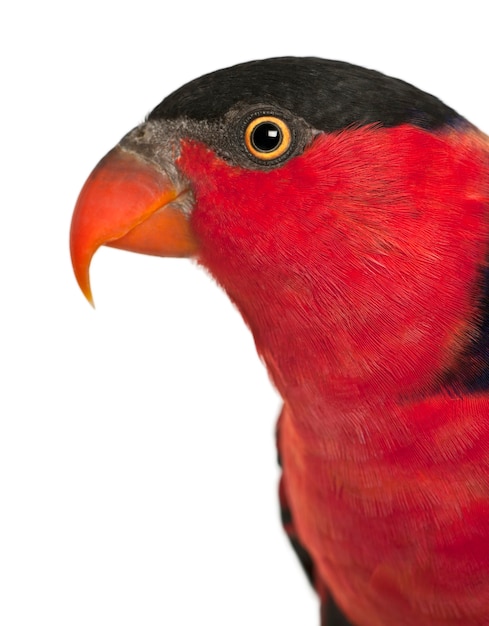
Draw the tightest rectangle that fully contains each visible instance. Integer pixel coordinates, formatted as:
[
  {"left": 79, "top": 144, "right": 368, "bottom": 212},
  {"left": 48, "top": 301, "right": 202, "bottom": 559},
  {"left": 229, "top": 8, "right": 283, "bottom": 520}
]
[{"left": 70, "top": 57, "right": 489, "bottom": 626}]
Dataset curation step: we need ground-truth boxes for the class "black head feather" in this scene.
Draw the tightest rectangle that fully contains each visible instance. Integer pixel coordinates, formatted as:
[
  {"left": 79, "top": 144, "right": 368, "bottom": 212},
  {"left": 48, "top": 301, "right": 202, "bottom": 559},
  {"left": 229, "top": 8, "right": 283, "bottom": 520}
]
[{"left": 149, "top": 57, "right": 462, "bottom": 131}]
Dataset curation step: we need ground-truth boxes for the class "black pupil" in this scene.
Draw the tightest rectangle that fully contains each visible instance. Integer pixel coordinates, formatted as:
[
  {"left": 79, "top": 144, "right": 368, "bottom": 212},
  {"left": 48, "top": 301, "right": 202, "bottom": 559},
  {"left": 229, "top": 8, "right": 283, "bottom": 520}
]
[{"left": 251, "top": 122, "right": 282, "bottom": 152}]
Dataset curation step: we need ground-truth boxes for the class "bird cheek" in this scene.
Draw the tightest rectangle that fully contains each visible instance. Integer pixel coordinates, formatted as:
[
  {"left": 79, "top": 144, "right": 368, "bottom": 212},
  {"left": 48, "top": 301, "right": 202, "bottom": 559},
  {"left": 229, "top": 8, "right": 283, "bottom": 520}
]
[{"left": 176, "top": 140, "right": 227, "bottom": 200}]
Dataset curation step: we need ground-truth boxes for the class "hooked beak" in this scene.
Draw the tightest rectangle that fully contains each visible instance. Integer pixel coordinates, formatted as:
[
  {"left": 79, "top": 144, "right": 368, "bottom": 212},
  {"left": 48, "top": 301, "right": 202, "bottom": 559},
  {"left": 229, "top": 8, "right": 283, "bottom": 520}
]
[{"left": 70, "top": 146, "right": 198, "bottom": 306}]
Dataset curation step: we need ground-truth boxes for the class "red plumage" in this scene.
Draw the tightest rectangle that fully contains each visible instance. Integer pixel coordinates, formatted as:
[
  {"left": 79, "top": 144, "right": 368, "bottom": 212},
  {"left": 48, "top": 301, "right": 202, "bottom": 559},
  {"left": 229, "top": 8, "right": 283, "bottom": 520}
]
[
  {"left": 70, "top": 58, "right": 489, "bottom": 625},
  {"left": 179, "top": 125, "right": 489, "bottom": 623}
]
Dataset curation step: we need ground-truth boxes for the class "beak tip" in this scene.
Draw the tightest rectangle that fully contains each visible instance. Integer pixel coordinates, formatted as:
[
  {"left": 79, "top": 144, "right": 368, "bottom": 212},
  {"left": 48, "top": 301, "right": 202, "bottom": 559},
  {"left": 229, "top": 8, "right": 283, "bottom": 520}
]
[
  {"left": 85, "top": 291, "right": 96, "bottom": 309},
  {"left": 70, "top": 237, "right": 96, "bottom": 308},
  {"left": 75, "top": 272, "right": 96, "bottom": 308}
]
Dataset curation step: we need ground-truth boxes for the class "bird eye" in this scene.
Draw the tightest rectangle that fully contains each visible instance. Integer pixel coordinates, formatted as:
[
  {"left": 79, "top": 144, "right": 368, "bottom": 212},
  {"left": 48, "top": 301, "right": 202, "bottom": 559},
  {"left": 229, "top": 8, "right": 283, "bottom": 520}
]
[{"left": 244, "top": 116, "right": 292, "bottom": 161}]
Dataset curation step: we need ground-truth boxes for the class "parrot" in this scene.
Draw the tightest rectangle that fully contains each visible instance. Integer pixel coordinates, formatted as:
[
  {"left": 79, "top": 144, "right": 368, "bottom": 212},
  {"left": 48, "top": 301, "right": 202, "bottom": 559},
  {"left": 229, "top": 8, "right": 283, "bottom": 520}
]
[{"left": 70, "top": 57, "right": 489, "bottom": 625}]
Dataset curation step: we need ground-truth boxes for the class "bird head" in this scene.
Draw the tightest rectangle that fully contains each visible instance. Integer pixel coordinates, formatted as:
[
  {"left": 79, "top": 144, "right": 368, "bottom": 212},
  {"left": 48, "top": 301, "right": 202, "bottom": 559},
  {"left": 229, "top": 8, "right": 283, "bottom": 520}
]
[{"left": 70, "top": 58, "right": 489, "bottom": 405}]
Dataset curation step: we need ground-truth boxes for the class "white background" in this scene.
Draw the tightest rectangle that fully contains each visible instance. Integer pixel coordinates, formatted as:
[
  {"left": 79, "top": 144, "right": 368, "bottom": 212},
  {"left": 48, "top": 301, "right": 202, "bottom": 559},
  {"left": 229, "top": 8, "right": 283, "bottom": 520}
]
[{"left": 1, "top": 1, "right": 488, "bottom": 625}]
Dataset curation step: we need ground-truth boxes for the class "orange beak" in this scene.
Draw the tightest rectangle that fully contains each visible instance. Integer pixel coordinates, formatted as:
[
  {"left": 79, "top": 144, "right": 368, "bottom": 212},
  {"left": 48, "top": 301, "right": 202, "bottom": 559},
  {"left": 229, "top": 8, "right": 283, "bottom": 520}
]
[{"left": 70, "top": 146, "right": 198, "bottom": 306}]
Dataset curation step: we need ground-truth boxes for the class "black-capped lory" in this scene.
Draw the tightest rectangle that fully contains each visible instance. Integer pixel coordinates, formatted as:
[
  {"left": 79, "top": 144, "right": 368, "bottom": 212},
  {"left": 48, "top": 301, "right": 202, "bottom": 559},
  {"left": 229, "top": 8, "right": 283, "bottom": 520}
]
[{"left": 70, "top": 58, "right": 489, "bottom": 626}]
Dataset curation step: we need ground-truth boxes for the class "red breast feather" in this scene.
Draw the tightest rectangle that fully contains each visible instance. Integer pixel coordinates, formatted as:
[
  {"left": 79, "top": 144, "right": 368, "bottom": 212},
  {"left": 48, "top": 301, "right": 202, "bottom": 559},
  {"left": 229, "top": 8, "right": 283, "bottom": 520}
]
[{"left": 180, "top": 123, "right": 489, "bottom": 624}]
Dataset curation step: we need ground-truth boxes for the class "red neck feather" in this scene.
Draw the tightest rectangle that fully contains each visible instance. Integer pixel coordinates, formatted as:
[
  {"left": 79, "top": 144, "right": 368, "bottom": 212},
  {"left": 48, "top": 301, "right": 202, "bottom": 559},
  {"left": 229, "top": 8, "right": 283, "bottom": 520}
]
[{"left": 180, "top": 125, "right": 489, "bottom": 436}]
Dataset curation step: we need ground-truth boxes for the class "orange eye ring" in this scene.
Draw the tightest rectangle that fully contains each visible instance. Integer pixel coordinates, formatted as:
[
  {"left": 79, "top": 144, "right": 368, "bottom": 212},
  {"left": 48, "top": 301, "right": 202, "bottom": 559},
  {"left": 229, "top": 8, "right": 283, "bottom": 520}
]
[{"left": 244, "top": 116, "right": 292, "bottom": 161}]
